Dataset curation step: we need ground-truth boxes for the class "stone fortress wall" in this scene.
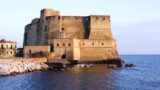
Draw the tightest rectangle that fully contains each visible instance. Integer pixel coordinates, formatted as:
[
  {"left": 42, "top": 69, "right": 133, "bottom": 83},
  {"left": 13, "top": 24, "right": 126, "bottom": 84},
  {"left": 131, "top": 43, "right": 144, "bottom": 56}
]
[
  {"left": 24, "top": 46, "right": 50, "bottom": 57},
  {"left": 24, "top": 8, "right": 119, "bottom": 61}
]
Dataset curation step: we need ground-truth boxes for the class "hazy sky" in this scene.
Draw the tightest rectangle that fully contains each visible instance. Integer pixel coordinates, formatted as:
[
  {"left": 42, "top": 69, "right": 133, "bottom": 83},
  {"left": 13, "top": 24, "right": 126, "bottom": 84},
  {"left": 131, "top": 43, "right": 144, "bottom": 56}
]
[{"left": 0, "top": 0, "right": 160, "bottom": 54}]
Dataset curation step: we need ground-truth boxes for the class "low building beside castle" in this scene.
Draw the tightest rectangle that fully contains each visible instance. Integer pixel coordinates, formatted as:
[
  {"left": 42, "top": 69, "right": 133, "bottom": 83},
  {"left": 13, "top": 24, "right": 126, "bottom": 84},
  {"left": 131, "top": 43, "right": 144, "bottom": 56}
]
[
  {"left": 0, "top": 39, "right": 17, "bottom": 58},
  {"left": 23, "top": 8, "right": 119, "bottom": 62}
]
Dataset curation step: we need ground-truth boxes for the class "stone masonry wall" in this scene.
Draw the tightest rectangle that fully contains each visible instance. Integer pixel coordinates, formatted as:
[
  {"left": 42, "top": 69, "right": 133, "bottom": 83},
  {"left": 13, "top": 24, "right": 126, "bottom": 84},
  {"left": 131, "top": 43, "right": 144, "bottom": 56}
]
[
  {"left": 89, "top": 16, "right": 113, "bottom": 39},
  {"left": 53, "top": 39, "right": 73, "bottom": 60},
  {"left": 79, "top": 39, "right": 118, "bottom": 60},
  {"left": 24, "top": 46, "right": 50, "bottom": 57},
  {"left": 24, "top": 8, "right": 119, "bottom": 61},
  {"left": 60, "top": 16, "right": 85, "bottom": 39}
]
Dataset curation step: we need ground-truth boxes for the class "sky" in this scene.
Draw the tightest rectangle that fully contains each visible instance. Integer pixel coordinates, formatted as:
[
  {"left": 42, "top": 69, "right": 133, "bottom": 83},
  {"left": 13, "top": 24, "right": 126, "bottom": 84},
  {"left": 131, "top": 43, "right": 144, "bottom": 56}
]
[{"left": 0, "top": 0, "right": 160, "bottom": 54}]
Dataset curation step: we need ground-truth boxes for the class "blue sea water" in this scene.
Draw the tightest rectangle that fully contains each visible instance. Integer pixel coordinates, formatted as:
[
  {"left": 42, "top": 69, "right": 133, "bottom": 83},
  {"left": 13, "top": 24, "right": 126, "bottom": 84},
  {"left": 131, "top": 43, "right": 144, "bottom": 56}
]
[{"left": 0, "top": 55, "right": 160, "bottom": 90}]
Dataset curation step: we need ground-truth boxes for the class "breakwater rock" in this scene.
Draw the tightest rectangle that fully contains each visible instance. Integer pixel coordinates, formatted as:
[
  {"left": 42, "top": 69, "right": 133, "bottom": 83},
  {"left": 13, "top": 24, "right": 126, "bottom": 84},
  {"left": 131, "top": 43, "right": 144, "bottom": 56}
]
[{"left": 0, "top": 61, "right": 49, "bottom": 76}]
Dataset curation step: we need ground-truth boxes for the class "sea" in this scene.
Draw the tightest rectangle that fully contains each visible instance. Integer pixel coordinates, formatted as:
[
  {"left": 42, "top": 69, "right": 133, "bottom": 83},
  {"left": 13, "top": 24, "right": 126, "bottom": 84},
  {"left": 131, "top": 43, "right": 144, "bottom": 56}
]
[{"left": 0, "top": 55, "right": 160, "bottom": 90}]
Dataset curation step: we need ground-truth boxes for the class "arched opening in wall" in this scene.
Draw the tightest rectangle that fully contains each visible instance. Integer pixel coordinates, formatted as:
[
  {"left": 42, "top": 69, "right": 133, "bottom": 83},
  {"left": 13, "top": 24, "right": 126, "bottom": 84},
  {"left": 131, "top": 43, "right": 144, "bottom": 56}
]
[
  {"left": 61, "top": 54, "right": 66, "bottom": 59},
  {"left": 1, "top": 45, "right": 4, "bottom": 49},
  {"left": 10, "top": 51, "right": 12, "bottom": 55},
  {"left": 50, "top": 45, "right": 54, "bottom": 52},
  {"left": 6, "top": 51, "right": 8, "bottom": 54}
]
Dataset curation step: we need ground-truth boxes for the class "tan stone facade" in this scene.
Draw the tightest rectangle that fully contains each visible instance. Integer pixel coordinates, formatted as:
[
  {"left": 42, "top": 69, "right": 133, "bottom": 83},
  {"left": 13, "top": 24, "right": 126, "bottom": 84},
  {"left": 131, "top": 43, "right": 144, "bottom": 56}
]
[
  {"left": 24, "top": 46, "right": 50, "bottom": 58},
  {"left": 0, "top": 39, "right": 17, "bottom": 58},
  {"left": 24, "top": 8, "right": 119, "bottom": 61}
]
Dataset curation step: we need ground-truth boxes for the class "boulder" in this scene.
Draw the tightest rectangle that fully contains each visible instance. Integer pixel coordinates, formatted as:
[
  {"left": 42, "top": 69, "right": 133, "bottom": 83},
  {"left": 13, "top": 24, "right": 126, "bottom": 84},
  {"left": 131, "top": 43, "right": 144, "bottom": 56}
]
[
  {"left": 125, "top": 64, "right": 136, "bottom": 67},
  {"left": 107, "top": 64, "right": 118, "bottom": 69}
]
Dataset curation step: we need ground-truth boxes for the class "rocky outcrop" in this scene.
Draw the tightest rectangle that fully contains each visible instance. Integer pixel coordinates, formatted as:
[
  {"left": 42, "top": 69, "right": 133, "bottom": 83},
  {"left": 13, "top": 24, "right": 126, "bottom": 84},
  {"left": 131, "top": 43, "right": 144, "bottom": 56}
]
[
  {"left": 125, "top": 64, "right": 136, "bottom": 67},
  {"left": 0, "top": 61, "right": 49, "bottom": 76}
]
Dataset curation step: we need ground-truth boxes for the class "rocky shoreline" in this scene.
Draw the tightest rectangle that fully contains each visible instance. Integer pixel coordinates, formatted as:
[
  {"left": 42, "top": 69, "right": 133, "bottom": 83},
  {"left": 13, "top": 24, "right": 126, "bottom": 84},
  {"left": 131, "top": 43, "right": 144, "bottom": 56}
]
[
  {"left": 0, "top": 58, "right": 130, "bottom": 76},
  {"left": 0, "top": 61, "right": 49, "bottom": 76}
]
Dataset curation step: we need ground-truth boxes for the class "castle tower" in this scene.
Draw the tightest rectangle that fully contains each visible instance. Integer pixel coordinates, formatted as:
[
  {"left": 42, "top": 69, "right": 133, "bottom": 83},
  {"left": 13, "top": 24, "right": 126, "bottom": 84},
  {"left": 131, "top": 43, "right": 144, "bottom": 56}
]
[
  {"left": 38, "top": 9, "right": 60, "bottom": 45},
  {"left": 89, "top": 16, "right": 113, "bottom": 39}
]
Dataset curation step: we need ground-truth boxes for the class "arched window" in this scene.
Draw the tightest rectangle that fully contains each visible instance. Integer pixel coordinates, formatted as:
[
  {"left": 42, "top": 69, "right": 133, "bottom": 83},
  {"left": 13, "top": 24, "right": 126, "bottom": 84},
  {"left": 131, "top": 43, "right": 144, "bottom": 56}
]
[{"left": 83, "top": 43, "right": 85, "bottom": 46}]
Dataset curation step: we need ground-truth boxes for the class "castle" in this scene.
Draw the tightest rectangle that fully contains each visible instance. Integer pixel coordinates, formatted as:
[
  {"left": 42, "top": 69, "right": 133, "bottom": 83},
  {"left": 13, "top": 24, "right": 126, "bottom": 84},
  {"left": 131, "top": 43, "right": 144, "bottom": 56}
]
[{"left": 23, "top": 9, "right": 119, "bottom": 62}]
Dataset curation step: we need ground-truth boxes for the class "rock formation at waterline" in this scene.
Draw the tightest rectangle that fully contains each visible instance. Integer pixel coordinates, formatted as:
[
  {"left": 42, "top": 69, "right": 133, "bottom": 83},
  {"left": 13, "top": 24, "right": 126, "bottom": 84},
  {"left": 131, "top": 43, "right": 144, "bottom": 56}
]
[{"left": 0, "top": 61, "right": 49, "bottom": 76}]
